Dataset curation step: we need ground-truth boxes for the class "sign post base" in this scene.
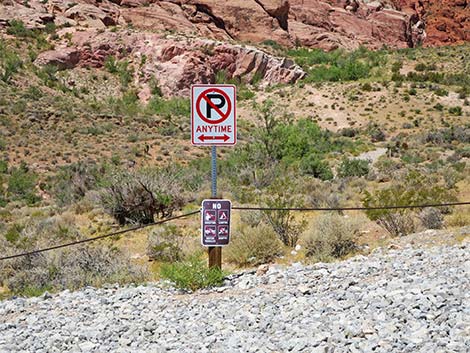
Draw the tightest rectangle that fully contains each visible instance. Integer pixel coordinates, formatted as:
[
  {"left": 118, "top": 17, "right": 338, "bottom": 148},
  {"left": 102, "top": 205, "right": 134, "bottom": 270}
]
[{"left": 208, "top": 246, "right": 222, "bottom": 269}]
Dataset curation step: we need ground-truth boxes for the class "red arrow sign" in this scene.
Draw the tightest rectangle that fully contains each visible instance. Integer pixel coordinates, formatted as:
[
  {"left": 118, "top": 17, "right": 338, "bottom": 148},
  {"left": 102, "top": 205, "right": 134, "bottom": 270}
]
[{"left": 198, "top": 134, "right": 230, "bottom": 142}]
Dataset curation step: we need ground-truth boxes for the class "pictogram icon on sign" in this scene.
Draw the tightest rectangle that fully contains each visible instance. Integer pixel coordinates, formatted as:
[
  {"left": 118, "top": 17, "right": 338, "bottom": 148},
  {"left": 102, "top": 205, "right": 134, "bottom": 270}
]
[
  {"left": 191, "top": 85, "right": 237, "bottom": 146},
  {"left": 204, "top": 210, "right": 216, "bottom": 223}
]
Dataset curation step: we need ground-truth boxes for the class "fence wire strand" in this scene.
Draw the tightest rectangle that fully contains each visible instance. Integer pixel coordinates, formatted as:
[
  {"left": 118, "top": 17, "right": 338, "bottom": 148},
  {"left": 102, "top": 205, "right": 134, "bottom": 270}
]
[
  {"left": 232, "top": 201, "right": 470, "bottom": 212},
  {"left": 0, "top": 210, "right": 200, "bottom": 261},
  {"left": 1, "top": 201, "right": 469, "bottom": 261}
]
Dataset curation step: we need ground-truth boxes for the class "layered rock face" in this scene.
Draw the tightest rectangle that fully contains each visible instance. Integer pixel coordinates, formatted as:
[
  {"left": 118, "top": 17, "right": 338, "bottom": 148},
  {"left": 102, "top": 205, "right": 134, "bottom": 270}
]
[
  {"left": 394, "top": 0, "right": 470, "bottom": 46},
  {"left": 3, "top": 0, "right": 467, "bottom": 51},
  {"left": 33, "top": 30, "right": 305, "bottom": 98}
]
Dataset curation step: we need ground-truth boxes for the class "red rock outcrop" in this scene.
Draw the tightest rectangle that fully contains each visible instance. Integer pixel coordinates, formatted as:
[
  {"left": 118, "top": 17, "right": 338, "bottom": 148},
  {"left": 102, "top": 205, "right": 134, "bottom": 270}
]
[
  {"left": 34, "top": 30, "right": 305, "bottom": 98},
  {"left": 1, "top": 1, "right": 469, "bottom": 49},
  {"left": 393, "top": 0, "right": 470, "bottom": 46}
]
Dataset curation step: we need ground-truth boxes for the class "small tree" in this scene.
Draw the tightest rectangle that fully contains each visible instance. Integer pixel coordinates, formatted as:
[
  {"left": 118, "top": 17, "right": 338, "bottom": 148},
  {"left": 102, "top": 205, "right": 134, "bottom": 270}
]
[
  {"left": 260, "top": 178, "right": 306, "bottom": 247},
  {"left": 363, "top": 171, "right": 456, "bottom": 236}
]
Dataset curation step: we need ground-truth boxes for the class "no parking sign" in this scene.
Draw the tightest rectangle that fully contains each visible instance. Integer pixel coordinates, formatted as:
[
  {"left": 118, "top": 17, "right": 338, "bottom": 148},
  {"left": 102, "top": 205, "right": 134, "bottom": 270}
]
[{"left": 191, "top": 85, "right": 237, "bottom": 146}]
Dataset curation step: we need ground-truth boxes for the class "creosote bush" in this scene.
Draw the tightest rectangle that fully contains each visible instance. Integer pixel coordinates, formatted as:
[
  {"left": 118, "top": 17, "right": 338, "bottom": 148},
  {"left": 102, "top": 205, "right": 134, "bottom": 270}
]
[
  {"left": 225, "top": 224, "right": 283, "bottom": 266},
  {"left": 261, "top": 179, "right": 307, "bottom": 247},
  {"left": 0, "top": 215, "right": 147, "bottom": 295},
  {"left": 160, "top": 254, "right": 226, "bottom": 291},
  {"left": 363, "top": 171, "right": 456, "bottom": 236},
  {"left": 147, "top": 225, "right": 183, "bottom": 262},
  {"left": 99, "top": 167, "right": 186, "bottom": 225},
  {"left": 419, "top": 208, "right": 443, "bottom": 230},
  {"left": 304, "top": 213, "right": 358, "bottom": 262},
  {"left": 338, "top": 158, "right": 370, "bottom": 178}
]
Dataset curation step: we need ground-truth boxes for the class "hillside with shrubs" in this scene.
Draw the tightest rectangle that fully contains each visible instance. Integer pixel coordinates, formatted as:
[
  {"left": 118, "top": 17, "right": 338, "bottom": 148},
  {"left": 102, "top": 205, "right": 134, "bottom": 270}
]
[{"left": 0, "top": 12, "right": 469, "bottom": 297}]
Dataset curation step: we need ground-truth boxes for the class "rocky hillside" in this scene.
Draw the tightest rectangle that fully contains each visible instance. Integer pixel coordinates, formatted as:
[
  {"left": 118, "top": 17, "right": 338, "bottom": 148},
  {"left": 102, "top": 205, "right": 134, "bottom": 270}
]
[
  {"left": 0, "top": 230, "right": 468, "bottom": 352},
  {"left": 1, "top": 0, "right": 469, "bottom": 51}
]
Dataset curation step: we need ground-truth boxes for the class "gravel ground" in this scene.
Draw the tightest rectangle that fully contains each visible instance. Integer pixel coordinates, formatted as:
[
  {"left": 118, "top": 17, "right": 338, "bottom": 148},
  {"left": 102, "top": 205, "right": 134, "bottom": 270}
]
[{"left": 0, "top": 239, "right": 469, "bottom": 352}]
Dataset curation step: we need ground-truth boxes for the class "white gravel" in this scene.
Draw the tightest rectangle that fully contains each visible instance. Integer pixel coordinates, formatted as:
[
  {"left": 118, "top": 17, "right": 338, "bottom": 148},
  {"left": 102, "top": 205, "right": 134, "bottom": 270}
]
[{"left": 0, "top": 242, "right": 469, "bottom": 353}]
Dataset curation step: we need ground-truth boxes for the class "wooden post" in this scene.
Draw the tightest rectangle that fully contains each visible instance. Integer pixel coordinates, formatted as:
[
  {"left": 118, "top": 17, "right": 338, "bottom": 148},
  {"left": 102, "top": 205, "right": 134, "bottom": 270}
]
[{"left": 208, "top": 246, "right": 221, "bottom": 269}]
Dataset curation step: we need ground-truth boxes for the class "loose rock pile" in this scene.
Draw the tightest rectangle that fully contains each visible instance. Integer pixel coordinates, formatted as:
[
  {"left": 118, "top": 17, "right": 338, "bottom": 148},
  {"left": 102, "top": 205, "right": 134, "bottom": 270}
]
[{"left": 0, "top": 242, "right": 468, "bottom": 352}]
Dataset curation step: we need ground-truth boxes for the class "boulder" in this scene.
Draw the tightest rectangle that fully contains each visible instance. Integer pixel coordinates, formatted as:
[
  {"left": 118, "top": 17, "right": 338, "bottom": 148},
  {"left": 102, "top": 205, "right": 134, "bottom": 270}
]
[{"left": 34, "top": 48, "right": 81, "bottom": 70}]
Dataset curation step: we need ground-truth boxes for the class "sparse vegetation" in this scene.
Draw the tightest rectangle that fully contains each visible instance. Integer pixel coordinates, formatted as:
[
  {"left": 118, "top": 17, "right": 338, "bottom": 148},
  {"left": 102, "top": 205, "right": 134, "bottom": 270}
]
[
  {"left": 304, "top": 213, "right": 358, "bottom": 262},
  {"left": 160, "top": 254, "right": 226, "bottom": 291}
]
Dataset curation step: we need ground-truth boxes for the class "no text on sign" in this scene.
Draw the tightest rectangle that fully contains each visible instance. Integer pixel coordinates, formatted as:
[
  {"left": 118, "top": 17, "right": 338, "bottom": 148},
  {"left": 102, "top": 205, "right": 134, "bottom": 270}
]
[
  {"left": 191, "top": 84, "right": 237, "bottom": 146},
  {"left": 201, "top": 199, "right": 232, "bottom": 246}
]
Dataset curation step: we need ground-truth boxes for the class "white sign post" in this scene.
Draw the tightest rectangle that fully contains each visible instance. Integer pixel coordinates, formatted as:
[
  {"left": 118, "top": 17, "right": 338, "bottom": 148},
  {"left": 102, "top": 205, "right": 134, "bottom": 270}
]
[{"left": 191, "top": 84, "right": 237, "bottom": 146}]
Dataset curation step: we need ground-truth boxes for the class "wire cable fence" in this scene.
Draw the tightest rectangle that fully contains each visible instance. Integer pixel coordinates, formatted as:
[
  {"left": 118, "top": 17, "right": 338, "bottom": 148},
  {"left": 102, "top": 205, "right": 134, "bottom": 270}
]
[{"left": 1, "top": 201, "right": 469, "bottom": 262}]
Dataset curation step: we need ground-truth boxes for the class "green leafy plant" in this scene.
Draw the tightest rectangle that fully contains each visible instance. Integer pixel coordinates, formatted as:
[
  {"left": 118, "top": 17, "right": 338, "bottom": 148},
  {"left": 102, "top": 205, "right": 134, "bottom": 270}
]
[
  {"left": 338, "top": 158, "right": 370, "bottom": 178},
  {"left": 363, "top": 171, "right": 456, "bottom": 236},
  {"left": 160, "top": 254, "right": 226, "bottom": 291},
  {"left": 7, "top": 164, "right": 40, "bottom": 205},
  {"left": 300, "top": 155, "right": 333, "bottom": 180}
]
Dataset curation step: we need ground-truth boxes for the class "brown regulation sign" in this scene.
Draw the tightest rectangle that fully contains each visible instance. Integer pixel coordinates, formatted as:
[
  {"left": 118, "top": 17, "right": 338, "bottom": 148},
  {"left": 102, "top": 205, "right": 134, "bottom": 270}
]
[{"left": 201, "top": 199, "right": 232, "bottom": 247}]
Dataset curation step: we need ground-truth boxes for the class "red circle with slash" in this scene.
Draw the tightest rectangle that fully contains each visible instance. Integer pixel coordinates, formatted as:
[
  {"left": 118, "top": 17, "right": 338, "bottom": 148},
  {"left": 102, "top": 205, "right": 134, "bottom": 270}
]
[{"left": 196, "top": 88, "right": 232, "bottom": 125}]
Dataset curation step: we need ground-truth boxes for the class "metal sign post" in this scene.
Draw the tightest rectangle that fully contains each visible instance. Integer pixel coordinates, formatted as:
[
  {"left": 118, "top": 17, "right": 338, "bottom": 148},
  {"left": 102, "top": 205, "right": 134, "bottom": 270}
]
[
  {"left": 209, "top": 145, "right": 220, "bottom": 269},
  {"left": 191, "top": 84, "right": 237, "bottom": 270}
]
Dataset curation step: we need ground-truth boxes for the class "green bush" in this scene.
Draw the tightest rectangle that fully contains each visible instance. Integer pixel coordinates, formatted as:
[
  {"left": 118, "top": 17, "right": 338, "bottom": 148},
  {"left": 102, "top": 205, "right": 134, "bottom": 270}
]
[
  {"left": 146, "top": 96, "right": 190, "bottom": 118},
  {"left": 6, "top": 20, "right": 32, "bottom": 37},
  {"left": 160, "top": 254, "right": 226, "bottom": 291},
  {"left": 0, "top": 43, "right": 23, "bottom": 83},
  {"left": 225, "top": 224, "right": 283, "bottom": 266},
  {"left": 304, "top": 213, "right": 358, "bottom": 261},
  {"left": 7, "top": 164, "right": 40, "bottom": 205},
  {"left": 338, "top": 158, "right": 370, "bottom": 178},
  {"left": 363, "top": 171, "right": 456, "bottom": 236},
  {"left": 290, "top": 47, "right": 387, "bottom": 83},
  {"left": 449, "top": 106, "right": 463, "bottom": 116},
  {"left": 300, "top": 155, "right": 333, "bottom": 180}
]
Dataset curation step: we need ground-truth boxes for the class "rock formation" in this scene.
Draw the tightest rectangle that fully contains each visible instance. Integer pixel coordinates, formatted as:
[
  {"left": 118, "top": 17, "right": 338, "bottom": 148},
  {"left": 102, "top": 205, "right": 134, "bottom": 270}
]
[
  {"left": 34, "top": 30, "right": 305, "bottom": 98},
  {"left": 3, "top": 0, "right": 468, "bottom": 50}
]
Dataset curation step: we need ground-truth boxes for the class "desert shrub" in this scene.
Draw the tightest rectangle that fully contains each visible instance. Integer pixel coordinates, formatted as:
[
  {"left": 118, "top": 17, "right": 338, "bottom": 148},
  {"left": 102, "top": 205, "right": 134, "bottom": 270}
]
[
  {"left": 0, "top": 245, "right": 146, "bottom": 295},
  {"left": 337, "top": 158, "right": 370, "bottom": 178},
  {"left": 6, "top": 20, "right": 32, "bottom": 37},
  {"left": 304, "top": 213, "right": 358, "bottom": 261},
  {"left": 52, "top": 161, "right": 106, "bottom": 206},
  {"left": 99, "top": 167, "right": 186, "bottom": 225},
  {"left": 260, "top": 179, "right": 307, "bottom": 247},
  {"left": 339, "top": 128, "right": 357, "bottom": 137},
  {"left": 0, "top": 43, "right": 23, "bottom": 83},
  {"left": 418, "top": 208, "right": 443, "bottom": 230},
  {"left": 367, "top": 123, "right": 386, "bottom": 142},
  {"left": 146, "top": 96, "right": 190, "bottom": 118},
  {"left": 7, "top": 164, "right": 40, "bottom": 205},
  {"left": 0, "top": 215, "right": 147, "bottom": 295},
  {"left": 391, "top": 61, "right": 403, "bottom": 73},
  {"left": 290, "top": 47, "right": 387, "bottom": 83},
  {"left": 446, "top": 207, "right": 470, "bottom": 227},
  {"left": 448, "top": 106, "right": 463, "bottom": 116},
  {"left": 300, "top": 155, "right": 333, "bottom": 180},
  {"left": 225, "top": 224, "right": 283, "bottom": 266},
  {"left": 363, "top": 171, "right": 456, "bottom": 236},
  {"left": 160, "top": 254, "right": 226, "bottom": 291},
  {"left": 147, "top": 225, "right": 183, "bottom": 262}
]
